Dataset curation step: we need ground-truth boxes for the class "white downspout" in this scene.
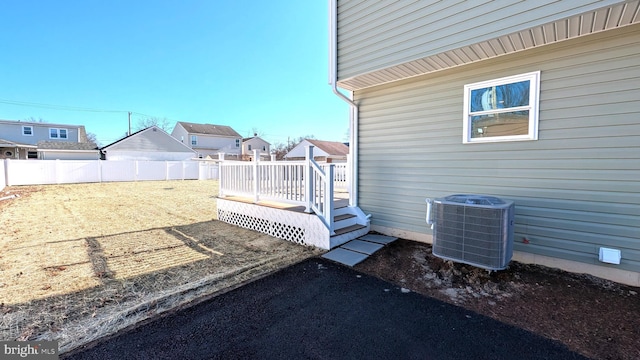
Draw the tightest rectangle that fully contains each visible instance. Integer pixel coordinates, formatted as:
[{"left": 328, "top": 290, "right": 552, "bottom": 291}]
[{"left": 329, "top": 0, "right": 359, "bottom": 207}]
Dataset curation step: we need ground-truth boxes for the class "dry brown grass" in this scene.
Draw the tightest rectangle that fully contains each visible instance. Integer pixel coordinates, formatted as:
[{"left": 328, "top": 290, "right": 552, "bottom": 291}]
[{"left": 0, "top": 180, "right": 319, "bottom": 352}]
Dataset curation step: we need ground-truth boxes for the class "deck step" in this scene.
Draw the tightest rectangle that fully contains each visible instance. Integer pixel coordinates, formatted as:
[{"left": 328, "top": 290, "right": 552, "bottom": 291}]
[
  {"left": 332, "top": 224, "right": 367, "bottom": 236},
  {"left": 334, "top": 214, "right": 356, "bottom": 222},
  {"left": 322, "top": 234, "right": 398, "bottom": 267}
]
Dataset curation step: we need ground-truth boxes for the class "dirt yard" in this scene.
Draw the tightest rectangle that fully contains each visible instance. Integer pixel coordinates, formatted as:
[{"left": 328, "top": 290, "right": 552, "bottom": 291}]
[
  {"left": 356, "top": 239, "right": 640, "bottom": 360},
  {"left": 2, "top": 181, "right": 639, "bottom": 359},
  {"left": 0, "top": 181, "right": 319, "bottom": 353}
]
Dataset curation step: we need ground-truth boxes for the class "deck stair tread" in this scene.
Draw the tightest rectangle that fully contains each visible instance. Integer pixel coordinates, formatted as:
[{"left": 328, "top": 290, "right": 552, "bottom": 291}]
[
  {"left": 322, "top": 234, "right": 398, "bottom": 267},
  {"left": 331, "top": 224, "right": 367, "bottom": 236},
  {"left": 334, "top": 214, "right": 356, "bottom": 221}
]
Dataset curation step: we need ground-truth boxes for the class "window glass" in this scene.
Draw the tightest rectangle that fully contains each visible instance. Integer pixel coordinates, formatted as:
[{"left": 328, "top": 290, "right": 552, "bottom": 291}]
[
  {"left": 50, "top": 128, "right": 58, "bottom": 138},
  {"left": 463, "top": 71, "right": 540, "bottom": 143},
  {"left": 191, "top": 135, "right": 197, "bottom": 146},
  {"left": 59, "top": 129, "right": 68, "bottom": 139},
  {"left": 22, "top": 126, "right": 33, "bottom": 135}
]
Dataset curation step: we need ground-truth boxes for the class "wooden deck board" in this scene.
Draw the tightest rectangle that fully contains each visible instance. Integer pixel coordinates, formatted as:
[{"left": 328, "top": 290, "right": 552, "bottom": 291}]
[{"left": 219, "top": 196, "right": 349, "bottom": 214}]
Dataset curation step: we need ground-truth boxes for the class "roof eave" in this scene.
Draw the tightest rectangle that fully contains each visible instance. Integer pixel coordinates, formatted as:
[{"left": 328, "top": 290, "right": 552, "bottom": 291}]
[{"left": 338, "top": 3, "right": 640, "bottom": 91}]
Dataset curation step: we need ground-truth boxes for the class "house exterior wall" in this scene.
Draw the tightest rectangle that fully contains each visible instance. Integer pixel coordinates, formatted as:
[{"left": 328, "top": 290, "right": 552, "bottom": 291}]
[
  {"left": 0, "top": 121, "right": 82, "bottom": 144},
  {"left": 337, "top": 0, "right": 630, "bottom": 81},
  {"left": 242, "top": 138, "right": 270, "bottom": 156},
  {"left": 170, "top": 125, "right": 189, "bottom": 145},
  {"left": 105, "top": 151, "right": 194, "bottom": 161},
  {"left": 170, "top": 124, "right": 241, "bottom": 157},
  {"left": 40, "top": 150, "right": 100, "bottom": 160},
  {"left": 193, "top": 136, "right": 241, "bottom": 154},
  {"left": 103, "top": 127, "right": 196, "bottom": 160},
  {"left": 353, "top": 24, "right": 640, "bottom": 274}
]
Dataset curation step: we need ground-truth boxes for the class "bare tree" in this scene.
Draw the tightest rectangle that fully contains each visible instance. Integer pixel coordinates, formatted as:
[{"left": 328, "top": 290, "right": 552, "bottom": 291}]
[
  {"left": 134, "top": 117, "right": 173, "bottom": 132},
  {"left": 249, "top": 127, "right": 265, "bottom": 137},
  {"left": 86, "top": 132, "right": 99, "bottom": 146},
  {"left": 23, "top": 117, "right": 46, "bottom": 122}
]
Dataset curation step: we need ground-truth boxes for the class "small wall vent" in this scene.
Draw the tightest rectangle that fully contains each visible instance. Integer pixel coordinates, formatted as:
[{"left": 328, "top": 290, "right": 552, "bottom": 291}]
[{"left": 426, "top": 194, "right": 515, "bottom": 271}]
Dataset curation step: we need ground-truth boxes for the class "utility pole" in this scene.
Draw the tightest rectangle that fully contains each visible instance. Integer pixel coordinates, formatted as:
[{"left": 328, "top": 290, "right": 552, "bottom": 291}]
[{"left": 128, "top": 112, "right": 132, "bottom": 136}]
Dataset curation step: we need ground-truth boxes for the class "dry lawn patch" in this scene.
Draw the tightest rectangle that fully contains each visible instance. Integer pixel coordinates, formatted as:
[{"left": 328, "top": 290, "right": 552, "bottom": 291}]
[{"left": 0, "top": 181, "right": 318, "bottom": 352}]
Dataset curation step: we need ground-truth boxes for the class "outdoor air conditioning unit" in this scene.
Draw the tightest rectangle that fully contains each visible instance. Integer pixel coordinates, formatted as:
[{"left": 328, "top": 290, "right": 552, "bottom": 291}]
[{"left": 426, "top": 194, "right": 515, "bottom": 271}]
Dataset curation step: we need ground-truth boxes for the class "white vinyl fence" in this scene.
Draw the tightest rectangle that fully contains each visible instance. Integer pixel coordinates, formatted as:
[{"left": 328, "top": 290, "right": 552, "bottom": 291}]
[
  {"left": 4, "top": 159, "right": 219, "bottom": 186},
  {"left": 0, "top": 160, "right": 6, "bottom": 192}
]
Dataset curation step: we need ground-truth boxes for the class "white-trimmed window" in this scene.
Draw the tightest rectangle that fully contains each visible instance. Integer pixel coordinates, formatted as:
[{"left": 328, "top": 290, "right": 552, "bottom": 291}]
[
  {"left": 235, "top": 139, "right": 240, "bottom": 148},
  {"left": 191, "top": 135, "right": 197, "bottom": 146},
  {"left": 22, "top": 126, "right": 33, "bottom": 136},
  {"left": 463, "top": 71, "right": 540, "bottom": 143},
  {"left": 49, "top": 128, "right": 68, "bottom": 139}
]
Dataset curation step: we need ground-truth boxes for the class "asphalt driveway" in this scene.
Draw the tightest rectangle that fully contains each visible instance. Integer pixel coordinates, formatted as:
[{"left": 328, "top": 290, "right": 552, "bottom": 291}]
[{"left": 63, "top": 258, "right": 586, "bottom": 360}]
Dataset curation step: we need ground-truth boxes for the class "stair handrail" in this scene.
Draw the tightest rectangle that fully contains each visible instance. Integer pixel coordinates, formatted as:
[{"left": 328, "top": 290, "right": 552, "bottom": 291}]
[{"left": 305, "top": 146, "right": 335, "bottom": 234}]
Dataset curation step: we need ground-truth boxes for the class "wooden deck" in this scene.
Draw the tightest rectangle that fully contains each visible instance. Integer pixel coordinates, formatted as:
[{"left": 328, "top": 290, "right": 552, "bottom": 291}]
[{"left": 219, "top": 195, "right": 350, "bottom": 214}]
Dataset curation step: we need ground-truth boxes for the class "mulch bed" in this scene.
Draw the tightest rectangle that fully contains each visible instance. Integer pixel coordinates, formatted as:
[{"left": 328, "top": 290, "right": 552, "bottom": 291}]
[{"left": 355, "top": 239, "right": 640, "bottom": 360}]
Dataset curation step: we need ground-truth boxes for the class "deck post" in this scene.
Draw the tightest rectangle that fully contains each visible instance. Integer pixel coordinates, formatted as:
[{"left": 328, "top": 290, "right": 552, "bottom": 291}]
[
  {"left": 304, "top": 146, "right": 314, "bottom": 213},
  {"left": 253, "top": 149, "right": 260, "bottom": 203},
  {"left": 218, "top": 152, "right": 225, "bottom": 197},
  {"left": 326, "top": 164, "right": 335, "bottom": 234}
]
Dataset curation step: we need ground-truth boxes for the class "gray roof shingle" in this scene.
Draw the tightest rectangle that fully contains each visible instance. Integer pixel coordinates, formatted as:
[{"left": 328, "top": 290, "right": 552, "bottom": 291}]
[
  {"left": 306, "top": 139, "right": 349, "bottom": 157},
  {"left": 177, "top": 122, "right": 241, "bottom": 137},
  {"left": 37, "top": 141, "right": 98, "bottom": 150},
  {"left": 0, "top": 138, "right": 36, "bottom": 147}
]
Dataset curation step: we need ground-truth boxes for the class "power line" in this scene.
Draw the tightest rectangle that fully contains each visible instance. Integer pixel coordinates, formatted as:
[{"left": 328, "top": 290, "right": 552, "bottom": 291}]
[
  {"left": 0, "top": 98, "right": 128, "bottom": 113},
  {"left": 0, "top": 97, "right": 183, "bottom": 125}
]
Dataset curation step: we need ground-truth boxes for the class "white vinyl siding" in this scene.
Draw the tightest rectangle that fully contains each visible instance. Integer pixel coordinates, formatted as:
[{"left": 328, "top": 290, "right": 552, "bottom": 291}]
[
  {"left": 337, "top": 0, "right": 631, "bottom": 81},
  {"left": 354, "top": 25, "right": 640, "bottom": 273}
]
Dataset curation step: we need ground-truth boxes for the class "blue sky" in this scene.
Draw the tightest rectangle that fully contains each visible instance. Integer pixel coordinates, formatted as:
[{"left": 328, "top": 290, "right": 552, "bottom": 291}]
[{"left": 0, "top": 0, "right": 350, "bottom": 146}]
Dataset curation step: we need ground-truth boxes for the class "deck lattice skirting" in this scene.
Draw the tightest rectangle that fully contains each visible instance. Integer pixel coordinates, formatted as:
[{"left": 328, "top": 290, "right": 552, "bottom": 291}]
[{"left": 217, "top": 198, "right": 331, "bottom": 249}]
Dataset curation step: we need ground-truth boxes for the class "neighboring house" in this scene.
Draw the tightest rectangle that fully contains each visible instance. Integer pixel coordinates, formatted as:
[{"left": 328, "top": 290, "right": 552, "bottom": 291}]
[
  {"left": 241, "top": 134, "right": 271, "bottom": 160},
  {"left": 330, "top": 1, "right": 640, "bottom": 285},
  {"left": 0, "top": 119, "right": 98, "bottom": 159},
  {"left": 284, "top": 139, "right": 348, "bottom": 163},
  {"left": 0, "top": 138, "right": 36, "bottom": 159},
  {"left": 100, "top": 126, "right": 197, "bottom": 160},
  {"left": 171, "top": 121, "right": 242, "bottom": 159}
]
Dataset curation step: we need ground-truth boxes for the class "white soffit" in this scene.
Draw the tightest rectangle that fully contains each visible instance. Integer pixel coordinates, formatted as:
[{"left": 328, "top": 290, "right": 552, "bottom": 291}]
[{"left": 338, "top": 1, "right": 640, "bottom": 91}]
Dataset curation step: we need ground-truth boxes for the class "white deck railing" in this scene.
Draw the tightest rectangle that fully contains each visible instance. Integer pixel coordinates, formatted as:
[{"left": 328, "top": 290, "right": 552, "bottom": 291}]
[{"left": 219, "top": 147, "right": 346, "bottom": 234}]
